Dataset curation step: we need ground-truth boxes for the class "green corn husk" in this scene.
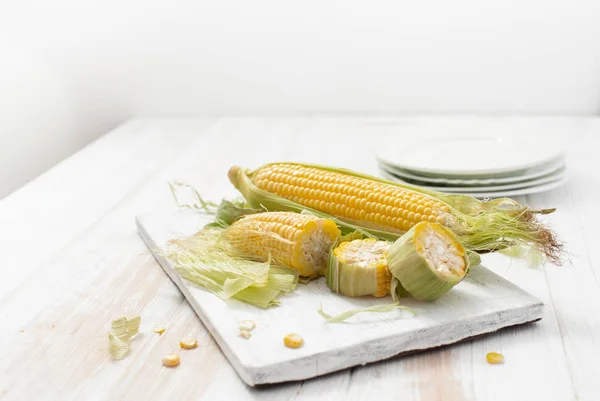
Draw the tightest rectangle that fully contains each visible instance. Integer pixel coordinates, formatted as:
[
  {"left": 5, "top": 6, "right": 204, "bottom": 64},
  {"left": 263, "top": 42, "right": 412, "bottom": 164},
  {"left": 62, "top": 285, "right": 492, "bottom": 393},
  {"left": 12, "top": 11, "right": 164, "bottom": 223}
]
[
  {"left": 108, "top": 316, "right": 141, "bottom": 360},
  {"left": 228, "top": 163, "right": 562, "bottom": 264},
  {"left": 166, "top": 227, "right": 299, "bottom": 308},
  {"left": 387, "top": 221, "right": 470, "bottom": 301}
]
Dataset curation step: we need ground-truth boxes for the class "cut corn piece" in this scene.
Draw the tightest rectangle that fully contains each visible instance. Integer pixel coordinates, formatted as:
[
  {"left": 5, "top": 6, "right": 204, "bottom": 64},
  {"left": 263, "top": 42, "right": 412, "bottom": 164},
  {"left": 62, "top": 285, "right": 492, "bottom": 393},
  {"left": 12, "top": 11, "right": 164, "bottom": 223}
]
[
  {"left": 327, "top": 238, "right": 392, "bottom": 297},
  {"left": 153, "top": 326, "right": 166, "bottom": 335},
  {"left": 162, "top": 353, "right": 180, "bottom": 367},
  {"left": 387, "top": 221, "right": 469, "bottom": 301},
  {"left": 283, "top": 333, "right": 303, "bottom": 348},
  {"left": 180, "top": 338, "right": 198, "bottom": 349},
  {"left": 223, "top": 211, "right": 341, "bottom": 277},
  {"left": 239, "top": 329, "right": 252, "bottom": 339}
]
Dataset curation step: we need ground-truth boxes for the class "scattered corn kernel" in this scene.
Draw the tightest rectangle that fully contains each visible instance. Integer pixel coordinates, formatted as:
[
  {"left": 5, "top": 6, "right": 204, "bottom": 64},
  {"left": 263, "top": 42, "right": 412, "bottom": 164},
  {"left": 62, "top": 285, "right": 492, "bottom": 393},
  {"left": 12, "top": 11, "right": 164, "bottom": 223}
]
[
  {"left": 239, "top": 320, "right": 256, "bottom": 332},
  {"left": 153, "top": 326, "right": 166, "bottom": 335},
  {"left": 239, "top": 329, "right": 252, "bottom": 339},
  {"left": 486, "top": 352, "right": 505, "bottom": 364},
  {"left": 162, "top": 353, "right": 180, "bottom": 367},
  {"left": 180, "top": 338, "right": 198, "bottom": 349},
  {"left": 283, "top": 333, "right": 303, "bottom": 349}
]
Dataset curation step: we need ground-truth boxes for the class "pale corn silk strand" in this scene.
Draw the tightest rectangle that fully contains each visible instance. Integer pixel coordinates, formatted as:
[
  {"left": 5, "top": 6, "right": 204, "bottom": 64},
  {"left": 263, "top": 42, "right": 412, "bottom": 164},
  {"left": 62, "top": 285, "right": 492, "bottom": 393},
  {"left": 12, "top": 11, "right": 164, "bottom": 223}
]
[{"left": 318, "top": 302, "right": 415, "bottom": 323}]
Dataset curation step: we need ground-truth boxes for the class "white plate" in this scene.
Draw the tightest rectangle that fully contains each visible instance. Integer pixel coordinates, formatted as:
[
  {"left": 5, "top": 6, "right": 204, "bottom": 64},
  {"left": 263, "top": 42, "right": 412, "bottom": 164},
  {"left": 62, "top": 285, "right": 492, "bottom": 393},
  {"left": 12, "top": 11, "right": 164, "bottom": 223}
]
[
  {"left": 379, "top": 159, "right": 566, "bottom": 185},
  {"left": 380, "top": 170, "right": 567, "bottom": 198},
  {"left": 374, "top": 122, "right": 566, "bottom": 176}
]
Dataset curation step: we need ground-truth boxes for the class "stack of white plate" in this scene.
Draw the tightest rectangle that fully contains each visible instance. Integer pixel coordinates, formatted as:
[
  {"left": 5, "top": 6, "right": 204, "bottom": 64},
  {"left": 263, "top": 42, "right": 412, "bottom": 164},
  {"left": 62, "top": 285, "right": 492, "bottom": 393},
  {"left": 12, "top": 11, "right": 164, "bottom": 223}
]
[{"left": 376, "top": 131, "right": 566, "bottom": 198}]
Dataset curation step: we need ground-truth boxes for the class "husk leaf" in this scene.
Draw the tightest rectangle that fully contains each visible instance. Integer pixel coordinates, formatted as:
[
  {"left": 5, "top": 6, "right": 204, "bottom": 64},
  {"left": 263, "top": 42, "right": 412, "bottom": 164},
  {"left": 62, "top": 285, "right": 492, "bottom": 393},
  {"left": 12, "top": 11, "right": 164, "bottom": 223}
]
[
  {"left": 166, "top": 226, "right": 298, "bottom": 308},
  {"left": 108, "top": 316, "right": 141, "bottom": 360}
]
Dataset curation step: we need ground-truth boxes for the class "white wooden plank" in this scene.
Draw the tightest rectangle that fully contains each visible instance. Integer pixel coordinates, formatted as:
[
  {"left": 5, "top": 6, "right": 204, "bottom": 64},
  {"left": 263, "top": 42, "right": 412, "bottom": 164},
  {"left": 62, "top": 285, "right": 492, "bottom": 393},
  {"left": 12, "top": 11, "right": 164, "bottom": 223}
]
[
  {"left": 0, "top": 118, "right": 217, "bottom": 297},
  {"left": 525, "top": 128, "right": 600, "bottom": 401},
  {"left": 0, "top": 118, "right": 302, "bottom": 401},
  {"left": 137, "top": 209, "right": 544, "bottom": 386}
]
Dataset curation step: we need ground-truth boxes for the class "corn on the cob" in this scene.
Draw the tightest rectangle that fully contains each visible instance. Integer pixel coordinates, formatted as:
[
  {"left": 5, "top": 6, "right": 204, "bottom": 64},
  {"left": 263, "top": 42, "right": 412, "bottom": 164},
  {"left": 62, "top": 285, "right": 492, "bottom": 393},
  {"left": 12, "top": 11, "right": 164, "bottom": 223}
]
[
  {"left": 223, "top": 211, "right": 340, "bottom": 277},
  {"left": 251, "top": 163, "right": 450, "bottom": 233},
  {"left": 387, "top": 221, "right": 469, "bottom": 301},
  {"left": 327, "top": 238, "right": 392, "bottom": 298},
  {"left": 228, "top": 163, "right": 562, "bottom": 263}
]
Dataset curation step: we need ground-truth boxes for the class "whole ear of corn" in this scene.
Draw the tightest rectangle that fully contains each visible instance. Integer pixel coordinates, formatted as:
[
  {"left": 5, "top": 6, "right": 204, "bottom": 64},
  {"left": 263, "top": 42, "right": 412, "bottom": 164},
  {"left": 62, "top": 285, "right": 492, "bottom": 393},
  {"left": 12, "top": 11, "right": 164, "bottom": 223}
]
[
  {"left": 223, "top": 211, "right": 341, "bottom": 277},
  {"left": 327, "top": 238, "right": 392, "bottom": 298},
  {"left": 228, "top": 163, "right": 562, "bottom": 264},
  {"left": 387, "top": 221, "right": 470, "bottom": 301}
]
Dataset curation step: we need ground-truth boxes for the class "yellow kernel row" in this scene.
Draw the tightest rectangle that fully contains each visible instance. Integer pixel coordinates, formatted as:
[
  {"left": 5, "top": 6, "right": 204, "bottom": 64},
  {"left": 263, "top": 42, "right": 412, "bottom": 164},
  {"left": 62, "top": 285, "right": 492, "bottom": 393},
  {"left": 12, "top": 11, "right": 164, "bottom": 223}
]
[
  {"left": 252, "top": 164, "right": 450, "bottom": 232},
  {"left": 162, "top": 337, "right": 200, "bottom": 368}
]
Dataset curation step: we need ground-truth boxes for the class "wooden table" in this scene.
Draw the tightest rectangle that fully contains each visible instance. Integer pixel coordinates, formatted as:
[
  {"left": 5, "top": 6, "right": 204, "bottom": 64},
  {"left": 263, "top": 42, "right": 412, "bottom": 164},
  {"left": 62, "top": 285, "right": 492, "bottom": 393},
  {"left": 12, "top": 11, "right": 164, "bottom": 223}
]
[{"left": 1, "top": 117, "right": 598, "bottom": 401}]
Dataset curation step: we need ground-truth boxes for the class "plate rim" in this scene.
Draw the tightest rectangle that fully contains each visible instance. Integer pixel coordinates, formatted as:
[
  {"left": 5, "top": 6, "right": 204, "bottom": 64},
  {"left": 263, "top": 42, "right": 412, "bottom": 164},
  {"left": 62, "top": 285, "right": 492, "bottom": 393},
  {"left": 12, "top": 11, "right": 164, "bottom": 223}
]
[
  {"left": 374, "top": 135, "right": 565, "bottom": 176},
  {"left": 379, "top": 159, "right": 565, "bottom": 185},
  {"left": 380, "top": 170, "right": 568, "bottom": 198},
  {"left": 380, "top": 167, "right": 566, "bottom": 191}
]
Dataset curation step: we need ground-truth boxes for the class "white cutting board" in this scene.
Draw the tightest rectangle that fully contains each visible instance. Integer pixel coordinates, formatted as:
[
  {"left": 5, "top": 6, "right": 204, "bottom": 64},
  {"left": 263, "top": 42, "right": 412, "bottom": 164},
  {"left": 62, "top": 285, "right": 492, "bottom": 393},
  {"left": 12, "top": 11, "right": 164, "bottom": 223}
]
[{"left": 136, "top": 210, "right": 544, "bottom": 386}]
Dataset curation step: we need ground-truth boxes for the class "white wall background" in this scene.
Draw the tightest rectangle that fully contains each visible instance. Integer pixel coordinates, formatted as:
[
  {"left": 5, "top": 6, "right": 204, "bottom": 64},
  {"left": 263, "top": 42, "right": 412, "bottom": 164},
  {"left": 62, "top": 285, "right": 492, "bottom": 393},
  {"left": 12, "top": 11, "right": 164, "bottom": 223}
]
[{"left": 1, "top": 0, "right": 600, "bottom": 198}]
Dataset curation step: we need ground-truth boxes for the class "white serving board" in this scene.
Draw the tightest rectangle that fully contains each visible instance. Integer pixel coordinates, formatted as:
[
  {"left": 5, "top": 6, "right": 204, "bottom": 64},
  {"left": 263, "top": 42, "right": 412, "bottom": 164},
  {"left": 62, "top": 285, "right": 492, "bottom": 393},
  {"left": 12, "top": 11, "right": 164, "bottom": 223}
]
[{"left": 136, "top": 210, "right": 544, "bottom": 386}]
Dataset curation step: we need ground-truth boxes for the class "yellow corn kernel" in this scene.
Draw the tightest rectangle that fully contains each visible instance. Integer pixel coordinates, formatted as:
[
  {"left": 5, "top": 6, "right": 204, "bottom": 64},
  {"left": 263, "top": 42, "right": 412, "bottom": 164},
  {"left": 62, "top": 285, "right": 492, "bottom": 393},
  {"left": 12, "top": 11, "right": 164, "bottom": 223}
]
[
  {"left": 223, "top": 211, "right": 340, "bottom": 277},
  {"left": 239, "top": 330, "right": 252, "bottom": 339},
  {"left": 153, "top": 326, "right": 166, "bottom": 335},
  {"left": 162, "top": 353, "right": 180, "bottom": 367},
  {"left": 180, "top": 338, "right": 198, "bottom": 349},
  {"left": 486, "top": 352, "right": 505, "bottom": 364},
  {"left": 249, "top": 163, "right": 450, "bottom": 234},
  {"left": 239, "top": 320, "right": 256, "bottom": 332},
  {"left": 283, "top": 333, "right": 303, "bottom": 349}
]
